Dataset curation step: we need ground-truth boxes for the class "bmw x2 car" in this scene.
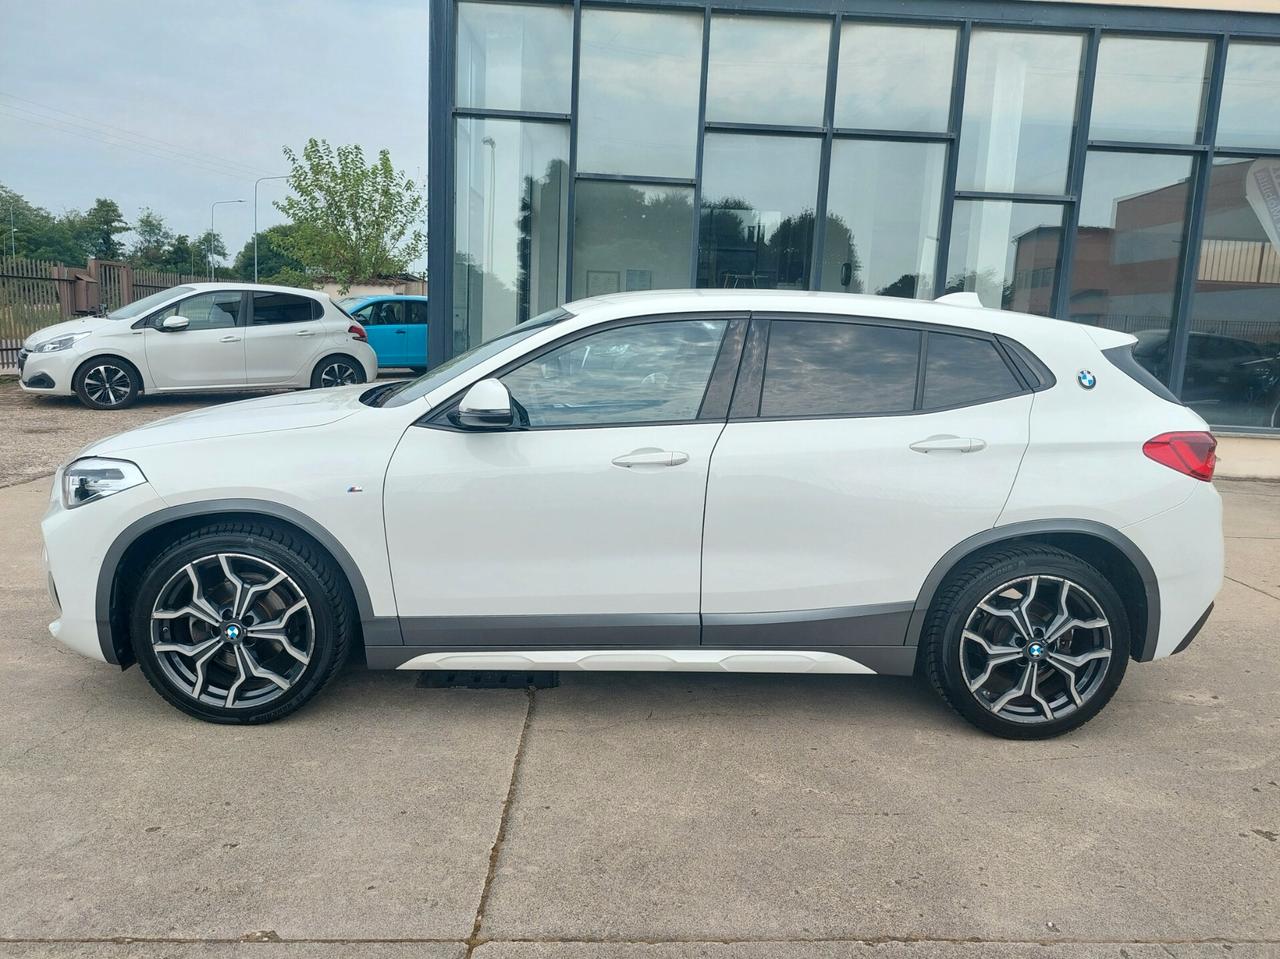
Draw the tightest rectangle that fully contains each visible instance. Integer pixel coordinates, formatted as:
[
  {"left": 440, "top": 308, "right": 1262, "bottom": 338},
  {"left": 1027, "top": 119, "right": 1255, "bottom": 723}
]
[{"left": 41, "top": 290, "right": 1222, "bottom": 738}]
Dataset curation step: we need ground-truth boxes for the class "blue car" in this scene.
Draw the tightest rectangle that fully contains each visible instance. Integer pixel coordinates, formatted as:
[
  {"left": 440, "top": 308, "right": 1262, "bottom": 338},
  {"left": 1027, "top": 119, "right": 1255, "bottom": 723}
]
[{"left": 338, "top": 294, "right": 429, "bottom": 371}]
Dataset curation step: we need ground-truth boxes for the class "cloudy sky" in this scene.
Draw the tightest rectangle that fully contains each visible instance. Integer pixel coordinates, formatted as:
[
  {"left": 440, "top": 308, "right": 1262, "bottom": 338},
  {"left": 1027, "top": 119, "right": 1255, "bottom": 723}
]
[{"left": 1, "top": 0, "right": 429, "bottom": 267}]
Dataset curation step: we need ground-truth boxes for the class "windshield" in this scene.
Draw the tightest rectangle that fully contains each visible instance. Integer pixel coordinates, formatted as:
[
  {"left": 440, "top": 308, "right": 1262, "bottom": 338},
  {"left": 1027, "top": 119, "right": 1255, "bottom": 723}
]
[
  {"left": 380, "top": 307, "right": 573, "bottom": 408},
  {"left": 107, "top": 286, "right": 194, "bottom": 320},
  {"left": 337, "top": 297, "right": 365, "bottom": 309}
]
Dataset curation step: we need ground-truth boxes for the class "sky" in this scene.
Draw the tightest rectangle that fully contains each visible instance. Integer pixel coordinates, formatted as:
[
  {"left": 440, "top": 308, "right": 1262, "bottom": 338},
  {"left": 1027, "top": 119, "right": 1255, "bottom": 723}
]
[{"left": 0, "top": 0, "right": 429, "bottom": 269}]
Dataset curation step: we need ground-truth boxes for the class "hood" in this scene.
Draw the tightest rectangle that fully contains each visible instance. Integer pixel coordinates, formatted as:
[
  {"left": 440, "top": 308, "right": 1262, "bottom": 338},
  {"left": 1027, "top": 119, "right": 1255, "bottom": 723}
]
[
  {"left": 23, "top": 315, "right": 112, "bottom": 350},
  {"left": 82, "top": 384, "right": 372, "bottom": 458}
]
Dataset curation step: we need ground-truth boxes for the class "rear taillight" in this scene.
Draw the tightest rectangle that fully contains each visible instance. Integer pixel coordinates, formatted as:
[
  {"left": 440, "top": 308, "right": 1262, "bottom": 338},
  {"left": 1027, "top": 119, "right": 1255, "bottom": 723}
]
[
  {"left": 1143, "top": 431, "right": 1217, "bottom": 481},
  {"left": 348, "top": 323, "right": 367, "bottom": 343}
]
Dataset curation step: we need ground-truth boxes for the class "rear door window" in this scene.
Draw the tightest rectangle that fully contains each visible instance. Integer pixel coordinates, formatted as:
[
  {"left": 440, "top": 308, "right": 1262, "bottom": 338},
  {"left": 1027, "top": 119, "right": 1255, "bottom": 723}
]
[{"left": 251, "top": 292, "right": 321, "bottom": 324}]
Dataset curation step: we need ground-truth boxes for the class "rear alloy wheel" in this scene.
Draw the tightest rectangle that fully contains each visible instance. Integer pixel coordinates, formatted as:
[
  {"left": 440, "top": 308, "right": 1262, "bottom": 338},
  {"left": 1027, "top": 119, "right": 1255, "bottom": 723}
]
[
  {"left": 311, "top": 356, "right": 366, "bottom": 389},
  {"left": 924, "top": 545, "right": 1130, "bottom": 739},
  {"left": 131, "top": 523, "right": 352, "bottom": 723},
  {"left": 74, "top": 359, "right": 140, "bottom": 409}
]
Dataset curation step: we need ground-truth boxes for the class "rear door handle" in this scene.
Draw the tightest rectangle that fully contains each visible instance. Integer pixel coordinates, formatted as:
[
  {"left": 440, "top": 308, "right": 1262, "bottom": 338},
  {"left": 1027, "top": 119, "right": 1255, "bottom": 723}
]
[
  {"left": 219, "top": 335, "right": 241, "bottom": 343},
  {"left": 910, "top": 434, "right": 986, "bottom": 454},
  {"left": 295, "top": 329, "right": 315, "bottom": 337},
  {"left": 611, "top": 448, "right": 690, "bottom": 469}
]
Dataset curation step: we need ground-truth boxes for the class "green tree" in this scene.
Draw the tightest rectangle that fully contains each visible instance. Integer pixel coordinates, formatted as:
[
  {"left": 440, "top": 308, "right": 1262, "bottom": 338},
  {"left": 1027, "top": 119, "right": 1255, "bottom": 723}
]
[
  {"left": 0, "top": 183, "right": 86, "bottom": 264},
  {"left": 232, "top": 223, "right": 306, "bottom": 283},
  {"left": 79, "top": 198, "right": 129, "bottom": 259},
  {"left": 274, "top": 138, "right": 425, "bottom": 292},
  {"left": 128, "top": 208, "right": 175, "bottom": 268}
]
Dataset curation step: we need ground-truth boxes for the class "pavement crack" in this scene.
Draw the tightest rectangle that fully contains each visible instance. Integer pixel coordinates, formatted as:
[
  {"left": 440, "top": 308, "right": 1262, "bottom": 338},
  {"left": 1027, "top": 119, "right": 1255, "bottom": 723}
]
[
  {"left": 1225, "top": 574, "right": 1280, "bottom": 603},
  {"left": 465, "top": 686, "right": 535, "bottom": 958}
]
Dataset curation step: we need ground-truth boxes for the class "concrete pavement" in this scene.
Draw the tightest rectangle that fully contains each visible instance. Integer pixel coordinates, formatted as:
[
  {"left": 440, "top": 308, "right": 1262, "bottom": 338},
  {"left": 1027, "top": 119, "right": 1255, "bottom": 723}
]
[{"left": 1, "top": 476, "right": 1276, "bottom": 958}]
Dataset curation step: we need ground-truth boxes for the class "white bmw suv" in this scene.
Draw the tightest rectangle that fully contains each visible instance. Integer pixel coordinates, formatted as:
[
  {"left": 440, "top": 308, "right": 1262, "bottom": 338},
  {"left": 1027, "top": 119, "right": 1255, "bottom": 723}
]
[
  {"left": 40, "top": 290, "right": 1223, "bottom": 738},
  {"left": 18, "top": 282, "right": 378, "bottom": 409}
]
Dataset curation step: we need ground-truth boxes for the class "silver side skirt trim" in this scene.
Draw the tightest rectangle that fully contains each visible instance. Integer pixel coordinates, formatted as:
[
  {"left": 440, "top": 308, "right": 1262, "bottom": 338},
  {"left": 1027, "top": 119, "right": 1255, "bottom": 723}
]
[{"left": 395, "top": 649, "right": 876, "bottom": 675}]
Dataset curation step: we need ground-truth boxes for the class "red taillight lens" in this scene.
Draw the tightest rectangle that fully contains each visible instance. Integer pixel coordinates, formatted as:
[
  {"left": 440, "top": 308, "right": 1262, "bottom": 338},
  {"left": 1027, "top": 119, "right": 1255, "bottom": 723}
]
[
  {"left": 1143, "top": 431, "right": 1217, "bottom": 481},
  {"left": 348, "top": 323, "right": 367, "bottom": 343}
]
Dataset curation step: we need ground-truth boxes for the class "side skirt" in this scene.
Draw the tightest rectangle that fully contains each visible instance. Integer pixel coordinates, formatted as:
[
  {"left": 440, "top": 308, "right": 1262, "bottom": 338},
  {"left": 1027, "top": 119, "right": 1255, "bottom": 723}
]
[{"left": 364, "top": 645, "right": 919, "bottom": 676}]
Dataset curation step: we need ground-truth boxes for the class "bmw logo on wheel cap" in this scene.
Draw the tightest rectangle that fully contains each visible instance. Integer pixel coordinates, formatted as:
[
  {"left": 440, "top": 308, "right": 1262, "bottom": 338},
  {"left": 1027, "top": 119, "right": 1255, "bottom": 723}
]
[{"left": 1077, "top": 369, "right": 1097, "bottom": 389}]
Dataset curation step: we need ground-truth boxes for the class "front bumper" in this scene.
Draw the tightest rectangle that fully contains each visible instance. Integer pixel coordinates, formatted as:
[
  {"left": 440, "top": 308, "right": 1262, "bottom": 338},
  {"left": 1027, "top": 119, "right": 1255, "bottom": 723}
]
[
  {"left": 42, "top": 474, "right": 168, "bottom": 664},
  {"left": 19, "top": 349, "right": 76, "bottom": 395}
]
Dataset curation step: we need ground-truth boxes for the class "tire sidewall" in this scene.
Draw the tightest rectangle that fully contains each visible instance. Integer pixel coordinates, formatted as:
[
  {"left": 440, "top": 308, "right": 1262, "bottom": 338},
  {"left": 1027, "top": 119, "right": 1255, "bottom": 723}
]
[
  {"left": 74, "top": 356, "right": 141, "bottom": 410},
  {"left": 130, "top": 531, "right": 342, "bottom": 723},
  {"left": 935, "top": 551, "right": 1131, "bottom": 738}
]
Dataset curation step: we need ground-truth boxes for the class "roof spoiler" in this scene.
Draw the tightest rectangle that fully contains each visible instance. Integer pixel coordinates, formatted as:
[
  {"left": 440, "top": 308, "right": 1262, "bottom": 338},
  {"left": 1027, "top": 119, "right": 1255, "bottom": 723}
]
[{"left": 934, "top": 291, "right": 984, "bottom": 308}]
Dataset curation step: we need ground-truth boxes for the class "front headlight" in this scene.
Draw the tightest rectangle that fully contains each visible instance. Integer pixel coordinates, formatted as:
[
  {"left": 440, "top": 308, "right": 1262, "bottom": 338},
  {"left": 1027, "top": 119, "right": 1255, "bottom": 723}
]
[
  {"left": 61, "top": 457, "right": 146, "bottom": 509},
  {"left": 35, "top": 332, "right": 92, "bottom": 353}
]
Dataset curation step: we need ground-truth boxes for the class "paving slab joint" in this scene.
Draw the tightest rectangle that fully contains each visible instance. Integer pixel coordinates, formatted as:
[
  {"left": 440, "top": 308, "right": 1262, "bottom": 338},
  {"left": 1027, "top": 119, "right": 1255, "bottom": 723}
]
[{"left": 465, "top": 686, "right": 536, "bottom": 958}]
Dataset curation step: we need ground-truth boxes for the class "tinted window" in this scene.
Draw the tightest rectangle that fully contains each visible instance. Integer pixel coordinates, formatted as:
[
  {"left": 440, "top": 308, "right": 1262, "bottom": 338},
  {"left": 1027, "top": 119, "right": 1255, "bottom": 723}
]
[
  {"left": 501, "top": 320, "right": 727, "bottom": 428},
  {"left": 407, "top": 301, "right": 429, "bottom": 324},
  {"left": 155, "top": 291, "right": 240, "bottom": 331},
  {"left": 760, "top": 320, "right": 920, "bottom": 417},
  {"left": 253, "top": 292, "right": 318, "bottom": 325},
  {"left": 923, "top": 333, "right": 1021, "bottom": 409}
]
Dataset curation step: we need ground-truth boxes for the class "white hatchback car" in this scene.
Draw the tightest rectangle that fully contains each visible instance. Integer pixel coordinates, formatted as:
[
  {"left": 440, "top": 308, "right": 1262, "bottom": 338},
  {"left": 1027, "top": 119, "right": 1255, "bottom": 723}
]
[
  {"left": 18, "top": 282, "right": 378, "bottom": 409},
  {"left": 40, "top": 290, "right": 1223, "bottom": 738}
]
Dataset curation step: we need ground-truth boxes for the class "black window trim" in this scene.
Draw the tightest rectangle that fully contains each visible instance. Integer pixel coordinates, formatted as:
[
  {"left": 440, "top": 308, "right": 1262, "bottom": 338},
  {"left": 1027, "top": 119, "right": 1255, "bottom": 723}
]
[
  {"left": 729, "top": 310, "right": 1035, "bottom": 423},
  {"left": 419, "top": 311, "right": 751, "bottom": 433}
]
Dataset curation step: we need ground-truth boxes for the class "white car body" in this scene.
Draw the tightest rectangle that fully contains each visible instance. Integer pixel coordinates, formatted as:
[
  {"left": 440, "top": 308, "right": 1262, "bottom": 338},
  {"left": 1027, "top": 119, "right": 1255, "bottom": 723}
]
[
  {"left": 18, "top": 282, "right": 377, "bottom": 405},
  {"left": 40, "top": 289, "right": 1224, "bottom": 734}
]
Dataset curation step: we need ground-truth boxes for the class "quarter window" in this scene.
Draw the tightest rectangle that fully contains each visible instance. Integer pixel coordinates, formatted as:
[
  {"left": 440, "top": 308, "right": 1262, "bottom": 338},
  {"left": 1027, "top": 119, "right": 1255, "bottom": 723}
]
[
  {"left": 759, "top": 320, "right": 920, "bottom": 417},
  {"left": 155, "top": 291, "right": 241, "bottom": 331},
  {"left": 252, "top": 292, "right": 320, "bottom": 325},
  {"left": 922, "top": 332, "right": 1021, "bottom": 409},
  {"left": 500, "top": 320, "right": 727, "bottom": 428}
]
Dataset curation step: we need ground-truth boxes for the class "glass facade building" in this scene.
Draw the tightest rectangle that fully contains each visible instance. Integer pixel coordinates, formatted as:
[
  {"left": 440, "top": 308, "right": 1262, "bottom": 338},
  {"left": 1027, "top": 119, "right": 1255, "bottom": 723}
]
[{"left": 428, "top": 0, "right": 1280, "bottom": 432}]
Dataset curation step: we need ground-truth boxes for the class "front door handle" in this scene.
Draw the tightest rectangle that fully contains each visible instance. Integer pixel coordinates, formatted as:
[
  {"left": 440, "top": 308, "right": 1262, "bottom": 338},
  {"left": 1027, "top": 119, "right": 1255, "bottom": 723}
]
[
  {"left": 295, "top": 329, "right": 315, "bottom": 337},
  {"left": 611, "top": 448, "right": 690, "bottom": 469},
  {"left": 910, "top": 434, "right": 986, "bottom": 454},
  {"left": 219, "top": 335, "right": 242, "bottom": 343}
]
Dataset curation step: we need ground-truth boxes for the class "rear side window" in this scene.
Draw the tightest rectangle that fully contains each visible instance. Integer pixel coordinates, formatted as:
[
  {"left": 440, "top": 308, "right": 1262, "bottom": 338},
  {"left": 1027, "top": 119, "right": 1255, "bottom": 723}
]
[
  {"left": 408, "top": 301, "right": 429, "bottom": 324},
  {"left": 760, "top": 320, "right": 920, "bottom": 417},
  {"left": 1103, "top": 343, "right": 1180, "bottom": 403},
  {"left": 252, "top": 292, "right": 321, "bottom": 324},
  {"left": 922, "top": 332, "right": 1022, "bottom": 409}
]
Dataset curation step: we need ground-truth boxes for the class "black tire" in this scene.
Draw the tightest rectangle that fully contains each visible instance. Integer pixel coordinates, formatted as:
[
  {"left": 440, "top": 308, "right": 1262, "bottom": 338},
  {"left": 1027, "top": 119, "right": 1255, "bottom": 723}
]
[
  {"left": 310, "top": 355, "right": 367, "bottom": 389},
  {"left": 922, "top": 544, "right": 1130, "bottom": 740},
  {"left": 130, "top": 521, "right": 353, "bottom": 724},
  {"left": 73, "top": 356, "right": 142, "bottom": 410}
]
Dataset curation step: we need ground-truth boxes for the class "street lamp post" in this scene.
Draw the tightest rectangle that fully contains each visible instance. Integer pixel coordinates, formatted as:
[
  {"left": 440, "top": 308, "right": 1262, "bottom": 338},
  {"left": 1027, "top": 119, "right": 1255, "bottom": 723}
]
[
  {"left": 253, "top": 175, "right": 290, "bottom": 283},
  {"left": 209, "top": 199, "right": 245, "bottom": 281}
]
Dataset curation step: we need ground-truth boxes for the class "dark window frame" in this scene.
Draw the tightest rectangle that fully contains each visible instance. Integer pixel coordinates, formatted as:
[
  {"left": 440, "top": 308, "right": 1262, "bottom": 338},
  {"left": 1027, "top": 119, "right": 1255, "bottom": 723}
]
[
  {"left": 249, "top": 291, "right": 324, "bottom": 326},
  {"left": 134, "top": 289, "right": 249, "bottom": 331},
  {"left": 729, "top": 311, "right": 1032, "bottom": 422},
  {"left": 421, "top": 311, "right": 750, "bottom": 433}
]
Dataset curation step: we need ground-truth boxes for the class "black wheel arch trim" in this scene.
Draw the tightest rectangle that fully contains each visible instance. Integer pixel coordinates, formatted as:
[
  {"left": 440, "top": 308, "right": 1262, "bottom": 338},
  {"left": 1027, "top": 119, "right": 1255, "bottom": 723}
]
[
  {"left": 907, "top": 519, "right": 1161, "bottom": 662},
  {"left": 95, "top": 498, "right": 384, "bottom": 666}
]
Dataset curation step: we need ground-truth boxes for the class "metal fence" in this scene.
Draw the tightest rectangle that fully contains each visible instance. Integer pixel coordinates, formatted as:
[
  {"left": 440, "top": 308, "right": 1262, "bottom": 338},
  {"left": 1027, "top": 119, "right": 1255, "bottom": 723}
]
[{"left": 0, "top": 258, "right": 198, "bottom": 370}]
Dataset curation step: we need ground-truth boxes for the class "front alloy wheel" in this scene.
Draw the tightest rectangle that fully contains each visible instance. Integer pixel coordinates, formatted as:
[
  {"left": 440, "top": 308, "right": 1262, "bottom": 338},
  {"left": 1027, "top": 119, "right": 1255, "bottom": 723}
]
[
  {"left": 924, "top": 545, "right": 1130, "bottom": 739},
  {"left": 150, "top": 553, "right": 314, "bottom": 710},
  {"left": 74, "top": 359, "right": 140, "bottom": 409},
  {"left": 131, "top": 523, "right": 352, "bottom": 723}
]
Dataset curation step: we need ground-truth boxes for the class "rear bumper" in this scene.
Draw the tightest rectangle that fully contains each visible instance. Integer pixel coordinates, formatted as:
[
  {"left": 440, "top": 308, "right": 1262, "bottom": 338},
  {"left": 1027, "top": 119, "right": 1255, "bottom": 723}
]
[{"left": 1121, "top": 480, "right": 1223, "bottom": 660}]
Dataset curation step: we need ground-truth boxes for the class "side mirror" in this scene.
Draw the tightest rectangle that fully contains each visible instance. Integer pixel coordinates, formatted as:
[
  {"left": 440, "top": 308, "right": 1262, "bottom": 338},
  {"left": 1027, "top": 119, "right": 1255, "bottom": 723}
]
[
  {"left": 161, "top": 315, "right": 190, "bottom": 332},
  {"left": 453, "top": 378, "right": 513, "bottom": 429}
]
